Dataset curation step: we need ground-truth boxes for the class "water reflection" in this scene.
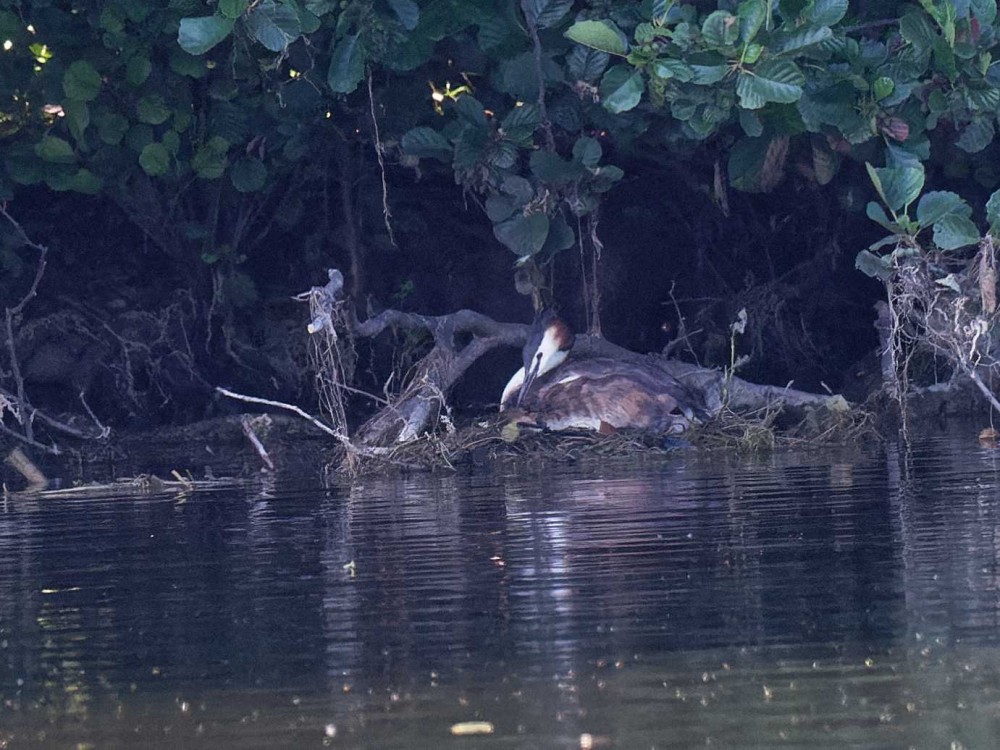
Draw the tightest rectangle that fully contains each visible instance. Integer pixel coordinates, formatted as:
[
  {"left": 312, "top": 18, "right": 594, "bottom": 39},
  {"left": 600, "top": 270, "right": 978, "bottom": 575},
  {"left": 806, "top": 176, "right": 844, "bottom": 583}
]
[{"left": 0, "top": 430, "right": 999, "bottom": 747}]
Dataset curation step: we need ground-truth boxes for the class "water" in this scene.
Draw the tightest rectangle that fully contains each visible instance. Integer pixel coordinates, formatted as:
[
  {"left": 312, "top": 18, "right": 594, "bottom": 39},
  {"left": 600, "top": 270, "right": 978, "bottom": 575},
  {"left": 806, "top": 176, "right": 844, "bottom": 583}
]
[{"left": 2, "top": 430, "right": 1000, "bottom": 748}]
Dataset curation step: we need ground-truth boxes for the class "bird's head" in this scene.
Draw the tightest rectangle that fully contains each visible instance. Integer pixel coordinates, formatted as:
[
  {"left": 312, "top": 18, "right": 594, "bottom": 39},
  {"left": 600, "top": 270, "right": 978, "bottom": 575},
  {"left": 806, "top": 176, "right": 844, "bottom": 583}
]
[{"left": 517, "top": 309, "right": 574, "bottom": 406}]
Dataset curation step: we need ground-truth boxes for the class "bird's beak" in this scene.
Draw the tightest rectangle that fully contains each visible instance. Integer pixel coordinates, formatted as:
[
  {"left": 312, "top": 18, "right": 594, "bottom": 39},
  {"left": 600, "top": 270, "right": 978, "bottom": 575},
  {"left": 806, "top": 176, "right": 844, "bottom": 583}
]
[{"left": 516, "top": 356, "right": 541, "bottom": 407}]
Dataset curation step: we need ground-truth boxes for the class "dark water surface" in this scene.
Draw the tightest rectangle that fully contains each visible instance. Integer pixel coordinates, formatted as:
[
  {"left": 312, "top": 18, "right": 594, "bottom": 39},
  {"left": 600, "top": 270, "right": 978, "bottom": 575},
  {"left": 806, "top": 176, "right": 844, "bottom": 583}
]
[{"left": 2, "top": 431, "right": 1000, "bottom": 748}]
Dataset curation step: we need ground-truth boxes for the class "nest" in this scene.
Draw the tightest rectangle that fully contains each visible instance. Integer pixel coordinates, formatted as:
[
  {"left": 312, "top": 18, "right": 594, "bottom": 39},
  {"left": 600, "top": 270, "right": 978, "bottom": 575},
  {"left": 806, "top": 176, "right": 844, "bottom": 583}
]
[{"left": 321, "top": 398, "right": 877, "bottom": 477}]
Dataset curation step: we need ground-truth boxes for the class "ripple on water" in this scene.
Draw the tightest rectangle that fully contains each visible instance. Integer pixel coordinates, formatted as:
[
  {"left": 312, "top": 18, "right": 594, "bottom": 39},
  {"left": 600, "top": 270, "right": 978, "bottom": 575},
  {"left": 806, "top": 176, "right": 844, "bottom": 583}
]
[{"left": 1, "top": 429, "right": 999, "bottom": 747}]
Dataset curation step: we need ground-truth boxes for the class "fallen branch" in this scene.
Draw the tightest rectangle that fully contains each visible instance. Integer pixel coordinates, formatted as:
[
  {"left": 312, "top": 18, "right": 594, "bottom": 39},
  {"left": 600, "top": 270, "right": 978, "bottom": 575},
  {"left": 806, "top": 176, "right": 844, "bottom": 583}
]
[
  {"left": 346, "top": 308, "right": 527, "bottom": 445},
  {"left": 215, "top": 386, "right": 345, "bottom": 440},
  {"left": 240, "top": 415, "right": 275, "bottom": 471},
  {"left": 4, "top": 447, "right": 48, "bottom": 491},
  {"left": 302, "top": 269, "right": 845, "bottom": 449}
]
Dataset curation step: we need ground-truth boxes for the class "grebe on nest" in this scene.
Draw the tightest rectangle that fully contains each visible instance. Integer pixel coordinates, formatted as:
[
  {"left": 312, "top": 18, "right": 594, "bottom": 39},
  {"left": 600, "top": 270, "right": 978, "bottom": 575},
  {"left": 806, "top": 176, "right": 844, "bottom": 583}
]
[{"left": 501, "top": 309, "right": 704, "bottom": 434}]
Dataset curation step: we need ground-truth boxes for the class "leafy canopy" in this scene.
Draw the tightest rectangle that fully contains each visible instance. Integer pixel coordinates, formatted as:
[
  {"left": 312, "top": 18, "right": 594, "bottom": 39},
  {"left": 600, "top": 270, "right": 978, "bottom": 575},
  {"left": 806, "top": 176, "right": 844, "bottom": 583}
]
[{"left": 3, "top": 0, "right": 1000, "bottom": 272}]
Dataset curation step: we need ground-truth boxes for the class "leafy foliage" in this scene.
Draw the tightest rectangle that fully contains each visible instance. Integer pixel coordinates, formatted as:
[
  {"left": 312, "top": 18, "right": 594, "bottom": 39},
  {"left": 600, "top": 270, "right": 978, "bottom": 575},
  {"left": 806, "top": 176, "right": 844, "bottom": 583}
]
[{"left": 4, "top": 0, "right": 1000, "bottom": 286}]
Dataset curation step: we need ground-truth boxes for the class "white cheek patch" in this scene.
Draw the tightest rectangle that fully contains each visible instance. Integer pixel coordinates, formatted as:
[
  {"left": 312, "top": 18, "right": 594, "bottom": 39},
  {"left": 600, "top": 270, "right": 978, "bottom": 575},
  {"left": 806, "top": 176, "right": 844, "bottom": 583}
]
[{"left": 538, "top": 328, "right": 561, "bottom": 363}]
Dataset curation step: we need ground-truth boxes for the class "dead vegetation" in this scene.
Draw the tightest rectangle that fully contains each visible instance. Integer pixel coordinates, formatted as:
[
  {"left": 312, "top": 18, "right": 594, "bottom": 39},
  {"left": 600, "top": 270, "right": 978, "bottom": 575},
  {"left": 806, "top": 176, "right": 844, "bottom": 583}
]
[{"left": 881, "top": 236, "right": 1000, "bottom": 432}]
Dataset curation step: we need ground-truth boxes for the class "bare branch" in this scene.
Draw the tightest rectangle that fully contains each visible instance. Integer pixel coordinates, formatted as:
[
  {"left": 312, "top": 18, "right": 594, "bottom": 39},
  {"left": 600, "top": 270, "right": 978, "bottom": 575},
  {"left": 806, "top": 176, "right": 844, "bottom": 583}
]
[{"left": 2, "top": 205, "right": 50, "bottom": 444}]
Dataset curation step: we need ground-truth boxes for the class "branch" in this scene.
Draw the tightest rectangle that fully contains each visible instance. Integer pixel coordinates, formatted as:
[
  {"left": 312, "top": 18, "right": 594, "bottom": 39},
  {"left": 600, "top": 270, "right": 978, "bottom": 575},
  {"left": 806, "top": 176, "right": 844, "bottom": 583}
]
[
  {"left": 354, "top": 308, "right": 528, "bottom": 350},
  {"left": 368, "top": 71, "right": 397, "bottom": 248},
  {"left": 1, "top": 204, "right": 49, "bottom": 317},
  {"left": 520, "top": 0, "right": 555, "bottom": 151},
  {"left": 965, "top": 367, "right": 1000, "bottom": 415},
  {"left": 2, "top": 205, "right": 49, "bottom": 444},
  {"left": 214, "top": 386, "right": 395, "bottom": 456},
  {"left": 0, "top": 420, "right": 60, "bottom": 455}
]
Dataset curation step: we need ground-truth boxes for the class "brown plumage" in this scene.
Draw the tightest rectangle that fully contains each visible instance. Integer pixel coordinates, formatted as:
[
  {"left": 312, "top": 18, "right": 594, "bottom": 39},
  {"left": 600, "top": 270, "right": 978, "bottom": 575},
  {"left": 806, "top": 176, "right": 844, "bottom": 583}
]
[
  {"left": 501, "top": 311, "right": 704, "bottom": 435},
  {"left": 516, "top": 357, "right": 697, "bottom": 434}
]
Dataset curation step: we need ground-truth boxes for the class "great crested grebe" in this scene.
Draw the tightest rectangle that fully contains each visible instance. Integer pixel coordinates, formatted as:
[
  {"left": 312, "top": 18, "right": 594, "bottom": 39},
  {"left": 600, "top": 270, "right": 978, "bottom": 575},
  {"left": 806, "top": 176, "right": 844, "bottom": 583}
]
[{"left": 501, "top": 309, "right": 704, "bottom": 434}]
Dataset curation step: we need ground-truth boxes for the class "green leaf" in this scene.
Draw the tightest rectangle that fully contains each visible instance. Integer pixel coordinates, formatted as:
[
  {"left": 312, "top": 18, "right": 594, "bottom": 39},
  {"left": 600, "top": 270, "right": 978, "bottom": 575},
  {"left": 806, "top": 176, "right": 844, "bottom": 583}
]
[
  {"left": 566, "top": 46, "right": 610, "bottom": 82},
  {"left": 501, "top": 175, "right": 534, "bottom": 204},
  {"left": 530, "top": 150, "right": 585, "bottom": 182},
  {"left": 327, "top": 34, "right": 365, "bottom": 94},
  {"left": 573, "top": 136, "right": 602, "bottom": 167},
  {"left": 742, "top": 43, "right": 763, "bottom": 64},
  {"left": 230, "top": 157, "right": 267, "bottom": 192},
  {"left": 486, "top": 195, "right": 518, "bottom": 223},
  {"left": 62, "top": 61, "right": 102, "bottom": 101},
  {"left": 136, "top": 95, "right": 171, "bottom": 125},
  {"left": 736, "top": 60, "right": 804, "bottom": 109},
  {"left": 163, "top": 130, "right": 181, "bottom": 155},
  {"left": 564, "top": 20, "right": 628, "bottom": 57},
  {"left": 956, "top": 119, "right": 994, "bottom": 153},
  {"left": 478, "top": 14, "right": 519, "bottom": 53},
  {"left": 739, "top": 109, "right": 763, "bottom": 137},
  {"left": 866, "top": 201, "right": 897, "bottom": 231},
  {"left": 35, "top": 137, "right": 76, "bottom": 164},
  {"left": 97, "top": 112, "right": 129, "bottom": 145},
  {"left": 501, "top": 104, "right": 541, "bottom": 132},
  {"left": 496, "top": 51, "right": 547, "bottom": 101},
  {"left": 867, "top": 163, "right": 925, "bottom": 213},
  {"left": 701, "top": 11, "right": 738, "bottom": 48},
  {"left": 489, "top": 140, "right": 518, "bottom": 169},
  {"left": 401, "top": 127, "right": 452, "bottom": 162},
  {"left": 453, "top": 95, "right": 488, "bottom": 128},
  {"left": 737, "top": 0, "right": 767, "bottom": 44},
  {"left": 64, "top": 168, "right": 102, "bottom": 195},
  {"left": 689, "top": 63, "right": 729, "bottom": 85},
  {"left": 933, "top": 214, "right": 980, "bottom": 250},
  {"left": 986, "top": 189, "right": 1000, "bottom": 236},
  {"left": 126, "top": 56, "right": 152, "bottom": 86},
  {"left": 899, "top": 12, "right": 937, "bottom": 60},
  {"left": 220, "top": 0, "right": 249, "bottom": 19},
  {"left": 454, "top": 126, "right": 488, "bottom": 167},
  {"left": 138, "top": 143, "right": 170, "bottom": 176},
  {"left": 63, "top": 100, "right": 90, "bottom": 144},
  {"left": 809, "top": 0, "right": 848, "bottom": 26},
  {"left": 245, "top": 0, "right": 301, "bottom": 52},
  {"left": 501, "top": 104, "right": 541, "bottom": 143},
  {"left": 523, "top": 0, "right": 573, "bottom": 29},
  {"left": 972, "top": 0, "right": 997, "bottom": 24},
  {"left": 652, "top": 58, "right": 694, "bottom": 82},
  {"left": 599, "top": 65, "right": 644, "bottom": 114},
  {"left": 295, "top": 6, "right": 321, "bottom": 34},
  {"left": 540, "top": 216, "right": 576, "bottom": 253},
  {"left": 872, "top": 76, "right": 894, "bottom": 101},
  {"left": 494, "top": 213, "right": 550, "bottom": 257},
  {"left": 170, "top": 49, "right": 208, "bottom": 78},
  {"left": 387, "top": 0, "right": 419, "bottom": 30},
  {"left": 192, "top": 138, "right": 229, "bottom": 179},
  {"left": 855, "top": 249, "right": 893, "bottom": 281},
  {"left": 916, "top": 191, "right": 967, "bottom": 227},
  {"left": 772, "top": 25, "right": 831, "bottom": 54},
  {"left": 178, "top": 15, "right": 235, "bottom": 55},
  {"left": 590, "top": 164, "right": 623, "bottom": 192}
]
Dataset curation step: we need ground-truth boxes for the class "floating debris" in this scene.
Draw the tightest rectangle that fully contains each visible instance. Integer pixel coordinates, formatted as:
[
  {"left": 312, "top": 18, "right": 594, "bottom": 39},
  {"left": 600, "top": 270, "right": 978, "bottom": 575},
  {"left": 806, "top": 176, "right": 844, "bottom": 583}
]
[{"left": 450, "top": 721, "right": 494, "bottom": 736}]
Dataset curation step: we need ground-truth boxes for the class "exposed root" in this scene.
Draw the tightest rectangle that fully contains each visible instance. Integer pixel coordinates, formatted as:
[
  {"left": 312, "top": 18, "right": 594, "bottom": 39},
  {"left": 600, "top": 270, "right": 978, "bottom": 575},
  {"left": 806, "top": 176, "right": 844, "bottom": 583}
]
[{"left": 883, "top": 237, "right": 1000, "bottom": 429}]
